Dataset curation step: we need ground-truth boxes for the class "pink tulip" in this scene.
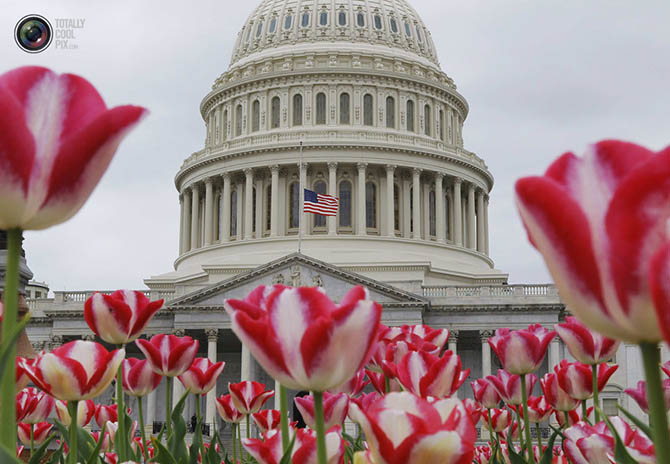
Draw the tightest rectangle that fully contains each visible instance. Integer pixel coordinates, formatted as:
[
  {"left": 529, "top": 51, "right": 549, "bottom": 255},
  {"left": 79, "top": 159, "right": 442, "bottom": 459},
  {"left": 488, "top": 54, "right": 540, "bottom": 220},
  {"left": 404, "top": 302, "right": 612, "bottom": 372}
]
[
  {"left": 486, "top": 370, "right": 537, "bottom": 406},
  {"left": 488, "top": 325, "right": 555, "bottom": 375},
  {"left": 349, "top": 392, "right": 476, "bottom": 464},
  {"left": 625, "top": 379, "right": 670, "bottom": 412},
  {"left": 541, "top": 366, "right": 579, "bottom": 412},
  {"left": 224, "top": 285, "right": 382, "bottom": 391},
  {"left": 21, "top": 340, "right": 124, "bottom": 401},
  {"left": 16, "top": 445, "right": 24, "bottom": 458},
  {"left": 395, "top": 350, "right": 469, "bottom": 399},
  {"left": 252, "top": 409, "right": 281, "bottom": 433},
  {"left": 515, "top": 141, "right": 670, "bottom": 343},
  {"left": 553, "top": 407, "right": 593, "bottom": 428},
  {"left": 95, "top": 404, "right": 118, "bottom": 428},
  {"left": 294, "top": 392, "right": 349, "bottom": 430},
  {"left": 462, "top": 398, "right": 483, "bottom": 426},
  {"left": 16, "top": 389, "right": 40, "bottom": 422},
  {"left": 241, "top": 427, "right": 283, "bottom": 464},
  {"left": 135, "top": 334, "right": 198, "bottom": 377},
  {"left": 84, "top": 290, "right": 163, "bottom": 345},
  {"left": 56, "top": 399, "right": 95, "bottom": 427},
  {"left": 215, "top": 394, "right": 244, "bottom": 423},
  {"left": 17, "top": 422, "right": 53, "bottom": 446},
  {"left": 328, "top": 369, "right": 369, "bottom": 396},
  {"left": 554, "top": 316, "right": 620, "bottom": 365},
  {"left": 243, "top": 425, "right": 344, "bottom": 464},
  {"left": 19, "top": 387, "right": 54, "bottom": 424},
  {"left": 228, "top": 380, "right": 274, "bottom": 415},
  {"left": 178, "top": 358, "right": 225, "bottom": 395},
  {"left": 650, "top": 243, "right": 670, "bottom": 343},
  {"left": 0, "top": 66, "right": 146, "bottom": 230},
  {"left": 121, "top": 358, "right": 162, "bottom": 397},
  {"left": 525, "top": 396, "right": 552, "bottom": 423},
  {"left": 15, "top": 356, "right": 32, "bottom": 392},
  {"left": 348, "top": 392, "right": 382, "bottom": 421},
  {"left": 382, "top": 324, "right": 450, "bottom": 351},
  {"left": 471, "top": 378, "right": 501, "bottom": 409},
  {"left": 482, "top": 408, "right": 511, "bottom": 433},
  {"left": 365, "top": 369, "right": 401, "bottom": 395},
  {"left": 557, "top": 362, "right": 618, "bottom": 401}
]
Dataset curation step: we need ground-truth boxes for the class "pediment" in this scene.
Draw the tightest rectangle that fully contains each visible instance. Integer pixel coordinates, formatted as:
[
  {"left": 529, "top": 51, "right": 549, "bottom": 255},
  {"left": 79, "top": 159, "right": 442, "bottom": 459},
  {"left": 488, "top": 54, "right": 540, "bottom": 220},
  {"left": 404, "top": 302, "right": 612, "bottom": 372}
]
[{"left": 168, "top": 252, "right": 426, "bottom": 309}]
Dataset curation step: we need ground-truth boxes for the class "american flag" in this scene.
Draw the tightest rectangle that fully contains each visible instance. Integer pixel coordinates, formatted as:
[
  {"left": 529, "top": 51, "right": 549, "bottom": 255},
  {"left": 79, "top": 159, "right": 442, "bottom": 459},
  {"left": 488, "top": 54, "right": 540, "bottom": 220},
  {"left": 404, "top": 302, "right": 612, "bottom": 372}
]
[{"left": 303, "top": 189, "right": 339, "bottom": 216}]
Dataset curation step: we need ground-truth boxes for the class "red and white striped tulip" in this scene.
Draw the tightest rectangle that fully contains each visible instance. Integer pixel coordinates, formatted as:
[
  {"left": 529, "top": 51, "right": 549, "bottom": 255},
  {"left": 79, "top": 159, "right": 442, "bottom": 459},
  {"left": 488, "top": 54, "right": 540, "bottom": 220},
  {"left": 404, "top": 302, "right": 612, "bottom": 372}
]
[
  {"left": 15, "top": 356, "right": 32, "bottom": 392},
  {"left": 84, "top": 290, "right": 163, "bottom": 345},
  {"left": 224, "top": 285, "right": 382, "bottom": 391},
  {"left": 396, "top": 350, "right": 469, "bottom": 399},
  {"left": 486, "top": 370, "right": 537, "bottom": 406},
  {"left": 121, "top": 358, "right": 162, "bottom": 397},
  {"left": 349, "top": 392, "right": 476, "bottom": 464},
  {"left": 365, "top": 369, "right": 401, "bottom": 395},
  {"left": 525, "top": 396, "right": 552, "bottom": 423},
  {"left": 557, "top": 361, "right": 618, "bottom": 401},
  {"left": 488, "top": 325, "right": 555, "bottom": 375},
  {"left": 328, "top": 369, "right": 370, "bottom": 396},
  {"left": 228, "top": 380, "right": 274, "bottom": 415},
  {"left": 240, "top": 428, "right": 283, "bottom": 464},
  {"left": 178, "top": 358, "right": 225, "bottom": 395},
  {"left": 349, "top": 392, "right": 382, "bottom": 421},
  {"left": 135, "top": 334, "right": 198, "bottom": 377},
  {"left": 554, "top": 407, "right": 593, "bottom": 428},
  {"left": 294, "top": 391, "right": 349, "bottom": 430},
  {"left": 462, "top": 398, "right": 483, "bottom": 426},
  {"left": 382, "top": 325, "right": 450, "bottom": 352},
  {"left": 625, "top": 379, "right": 670, "bottom": 413},
  {"left": 19, "top": 387, "right": 54, "bottom": 424},
  {"left": 554, "top": 316, "right": 620, "bottom": 365},
  {"left": 252, "top": 409, "right": 282, "bottom": 433},
  {"left": 541, "top": 367, "right": 579, "bottom": 412},
  {"left": 243, "top": 425, "right": 344, "bottom": 464},
  {"left": 515, "top": 141, "right": 670, "bottom": 343},
  {"left": 482, "top": 408, "right": 512, "bottom": 433},
  {"left": 0, "top": 66, "right": 146, "bottom": 230},
  {"left": 55, "top": 399, "right": 95, "bottom": 427},
  {"left": 471, "top": 378, "right": 501, "bottom": 409},
  {"left": 15, "top": 389, "right": 38, "bottom": 422},
  {"left": 21, "top": 340, "right": 124, "bottom": 401},
  {"left": 17, "top": 422, "right": 53, "bottom": 446},
  {"left": 95, "top": 404, "right": 118, "bottom": 428},
  {"left": 215, "top": 394, "right": 244, "bottom": 423}
]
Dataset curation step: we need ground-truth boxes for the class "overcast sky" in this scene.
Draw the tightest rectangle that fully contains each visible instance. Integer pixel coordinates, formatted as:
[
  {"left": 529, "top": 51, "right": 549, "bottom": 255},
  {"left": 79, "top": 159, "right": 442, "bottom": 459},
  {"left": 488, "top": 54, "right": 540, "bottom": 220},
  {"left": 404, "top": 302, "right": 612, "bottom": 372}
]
[{"left": 3, "top": 0, "right": 669, "bottom": 293}]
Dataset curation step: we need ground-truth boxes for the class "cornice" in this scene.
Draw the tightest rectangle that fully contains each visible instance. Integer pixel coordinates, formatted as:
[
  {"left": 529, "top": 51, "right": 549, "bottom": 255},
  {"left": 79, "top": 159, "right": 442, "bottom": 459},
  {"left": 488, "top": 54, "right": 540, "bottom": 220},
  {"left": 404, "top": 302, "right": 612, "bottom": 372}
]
[{"left": 427, "top": 304, "right": 565, "bottom": 313}]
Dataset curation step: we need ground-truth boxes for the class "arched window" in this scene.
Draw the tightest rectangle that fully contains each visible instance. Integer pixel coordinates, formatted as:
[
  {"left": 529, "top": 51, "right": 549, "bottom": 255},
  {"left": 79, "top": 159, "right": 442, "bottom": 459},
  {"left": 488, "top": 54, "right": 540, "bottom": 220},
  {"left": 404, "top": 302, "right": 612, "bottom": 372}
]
[
  {"left": 404, "top": 21, "right": 412, "bottom": 37},
  {"left": 289, "top": 182, "right": 300, "bottom": 229},
  {"left": 284, "top": 14, "right": 293, "bottom": 30},
  {"left": 339, "top": 181, "right": 352, "bottom": 228},
  {"left": 424, "top": 104, "right": 431, "bottom": 136},
  {"left": 339, "top": 93, "right": 350, "bottom": 124},
  {"left": 385, "top": 96, "right": 395, "bottom": 128},
  {"left": 271, "top": 97, "right": 280, "bottom": 129},
  {"left": 374, "top": 15, "right": 383, "bottom": 30},
  {"left": 363, "top": 94, "right": 373, "bottom": 126},
  {"left": 416, "top": 25, "right": 423, "bottom": 42},
  {"left": 266, "top": 185, "right": 272, "bottom": 232},
  {"left": 316, "top": 92, "right": 326, "bottom": 125},
  {"left": 406, "top": 100, "right": 415, "bottom": 132},
  {"left": 251, "top": 100, "right": 260, "bottom": 132},
  {"left": 357, "top": 12, "right": 365, "bottom": 27},
  {"left": 246, "top": 24, "right": 253, "bottom": 43},
  {"left": 222, "top": 110, "right": 228, "bottom": 141},
  {"left": 235, "top": 104, "right": 243, "bottom": 136},
  {"left": 390, "top": 18, "right": 398, "bottom": 33},
  {"left": 319, "top": 11, "right": 328, "bottom": 26},
  {"left": 393, "top": 184, "right": 400, "bottom": 232},
  {"left": 293, "top": 94, "right": 303, "bottom": 126},
  {"left": 444, "top": 194, "right": 450, "bottom": 240},
  {"left": 429, "top": 190, "right": 436, "bottom": 237},
  {"left": 439, "top": 109, "right": 445, "bottom": 141},
  {"left": 252, "top": 186, "right": 257, "bottom": 232},
  {"left": 269, "top": 17, "right": 277, "bottom": 33},
  {"left": 256, "top": 21, "right": 264, "bottom": 38},
  {"left": 301, "top": 12, "right": 310, "bottom": 28},
  {"left": 313, "top": 180, "right": 327, "bottom": 228},
  {"left": 230, "top": 189, "right": 238, "bottom": 236},
  {"left": 338, "top": 11, "right": 347, "bottom": 26},
  {"left": 366, "top": 182, "right": 377, "bottom": 229}
]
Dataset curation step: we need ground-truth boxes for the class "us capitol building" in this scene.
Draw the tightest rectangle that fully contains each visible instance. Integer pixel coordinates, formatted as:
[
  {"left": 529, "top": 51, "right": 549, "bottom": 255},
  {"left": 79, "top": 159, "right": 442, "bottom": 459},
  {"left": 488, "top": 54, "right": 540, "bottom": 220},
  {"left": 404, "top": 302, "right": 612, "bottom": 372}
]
[{"left": 21, "top": 0, "right": 654, "bottom": 439}]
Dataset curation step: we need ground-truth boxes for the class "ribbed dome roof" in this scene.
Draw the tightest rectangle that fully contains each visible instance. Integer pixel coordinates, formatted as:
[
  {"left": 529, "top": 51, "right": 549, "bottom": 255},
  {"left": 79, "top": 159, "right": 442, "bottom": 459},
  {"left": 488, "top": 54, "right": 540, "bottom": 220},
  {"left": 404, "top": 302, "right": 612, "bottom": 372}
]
[{"left": 230, "top": 0, "right": 440, "bottom": 69}]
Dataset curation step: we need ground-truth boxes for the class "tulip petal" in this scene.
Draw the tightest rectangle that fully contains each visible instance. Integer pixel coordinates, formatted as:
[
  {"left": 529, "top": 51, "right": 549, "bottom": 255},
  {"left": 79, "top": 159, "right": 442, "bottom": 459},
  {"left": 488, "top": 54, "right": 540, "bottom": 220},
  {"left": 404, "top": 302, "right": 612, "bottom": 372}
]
[{"left": 650, "top": 243, "right": 670, "bottom": 343}]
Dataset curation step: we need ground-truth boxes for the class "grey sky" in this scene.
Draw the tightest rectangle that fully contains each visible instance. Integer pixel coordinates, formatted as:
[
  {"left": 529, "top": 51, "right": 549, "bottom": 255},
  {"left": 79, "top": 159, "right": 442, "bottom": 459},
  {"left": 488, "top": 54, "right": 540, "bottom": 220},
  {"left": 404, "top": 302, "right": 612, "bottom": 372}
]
[{"left": 3, "top": 0, "right": 669, "bottom": 293}]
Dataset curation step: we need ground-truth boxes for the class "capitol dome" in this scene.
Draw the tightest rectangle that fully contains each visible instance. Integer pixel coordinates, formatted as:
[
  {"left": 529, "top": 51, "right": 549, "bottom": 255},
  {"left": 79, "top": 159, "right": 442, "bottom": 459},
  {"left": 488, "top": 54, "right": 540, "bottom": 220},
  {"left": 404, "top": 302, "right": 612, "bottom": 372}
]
[{"left": 157, "top": 0, "right": 505, "bottom": 294}]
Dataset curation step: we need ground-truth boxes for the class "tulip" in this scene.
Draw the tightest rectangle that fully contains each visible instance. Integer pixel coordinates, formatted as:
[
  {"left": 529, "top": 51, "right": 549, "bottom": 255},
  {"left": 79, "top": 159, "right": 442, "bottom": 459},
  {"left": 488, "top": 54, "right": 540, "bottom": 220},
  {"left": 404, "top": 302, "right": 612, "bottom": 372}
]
[
  {"left": 252, "top": 409, "right": 282, "bottom": 433},
  {"left": 382, "top": 324, "right": 450, "bottom": 351},
  {"left": 16, "top": 389, "right": 38, "bottom": 422},
  {"left": 295, "top": 392, "right": 349, "bottom": 430},
  {"left": 553, "top": 407, "right": 593, "bottom": 428},
  {"left": 243, "top": 425, "right": 344, "bottom": 464},
  {"left": 554, "top": 317, "right": 620, "bottom": 365},
  {"left": 557, "top": 362, "right": 618, "bottom": 401},
  {"left": 15, "top": 357, "right": 32, "bottom": 392},
  {"left": 471, "top": 378, "right": 501, "bottom": 409},
  {"left": 486, "top": 370, "right": 537, "bottom": 406},
  {"left": 16, "top": 445, "right": 24, "bottom": 458},
  {"left": 95, "top": 404, "right": 118, "bottom": 428},
  {"left": 55, "top": 399, "right": 95, "bottom": 427},
  {"left": 348, "top": 391, "right": 382, "bottom": 420},
  {"left": 21, "top": 340, "right": 124, "bottom": 401},
  {"left": 228, "top": 380, "right": 274, "bottom": 415},
  {"left": 20, "top": 387, "right": 54, "bottom": 424},
  {"left": 216, "top": 393, "right": 245, "bottom": 463},
  {"left": 462, "top": 398, "right": 483, "bottom": 426},
  {"left": 541, "top": 368, "right": 579, "bottom": 413},
  {"left": 349, "top": 391, "right": 476, "bottom": 464},
  {"left": 328, "top": 369, "right": 369, "bottom": 396},
  {"left": 525, "top": 396, "right": 552, "bottom": 423},
  {"left": 178, "top": 358, "right": 225, "bottom": 395},
  {"left": 488, "top": 325, "right": 555, "bottom": 376},
  {"left": 482, "top": 408, "right": 511, "bottom": 433},
  {"left": 395, "top": 350, "right": 469, "bottom": 399},
  {"left": 135, "top": 334, "right": 198, "bottom": 378},
  {"left": 365, "top": 369, "right": 401, "bottom": 395},
  {"left": 121, "top": 358, "right": 162, "bottom": 397},
  {"left": 625, "top": 379, "right": 670, "bottom": 412},
  {"left": 84, "top": 290, "right": 163, "bottom": 345},
  {"left": 17, "top": 422, "right": 53, "bottom": 446}
]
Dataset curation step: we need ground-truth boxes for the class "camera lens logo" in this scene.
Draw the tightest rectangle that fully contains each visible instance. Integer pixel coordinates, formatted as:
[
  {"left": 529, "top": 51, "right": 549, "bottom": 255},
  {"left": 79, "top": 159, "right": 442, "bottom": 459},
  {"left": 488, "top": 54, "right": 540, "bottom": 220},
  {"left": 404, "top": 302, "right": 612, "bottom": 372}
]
[{"left": 15, "top": 15, "right": 53, "bottom": 53}]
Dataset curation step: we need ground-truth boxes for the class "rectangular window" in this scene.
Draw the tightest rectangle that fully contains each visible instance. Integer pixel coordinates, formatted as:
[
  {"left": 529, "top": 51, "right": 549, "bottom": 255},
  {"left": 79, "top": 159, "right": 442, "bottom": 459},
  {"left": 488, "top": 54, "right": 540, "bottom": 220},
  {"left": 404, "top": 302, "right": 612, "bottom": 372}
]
[{"left": 603, "top": 398, "right": 618, "bottom": 416}]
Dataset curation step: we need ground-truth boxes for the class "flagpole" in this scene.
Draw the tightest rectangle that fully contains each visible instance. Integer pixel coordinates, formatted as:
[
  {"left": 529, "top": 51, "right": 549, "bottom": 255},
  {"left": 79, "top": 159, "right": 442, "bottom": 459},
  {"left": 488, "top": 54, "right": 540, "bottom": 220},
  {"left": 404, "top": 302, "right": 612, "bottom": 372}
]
[{"left": 298, "top": 140, "right": 304, "bottom": 254}]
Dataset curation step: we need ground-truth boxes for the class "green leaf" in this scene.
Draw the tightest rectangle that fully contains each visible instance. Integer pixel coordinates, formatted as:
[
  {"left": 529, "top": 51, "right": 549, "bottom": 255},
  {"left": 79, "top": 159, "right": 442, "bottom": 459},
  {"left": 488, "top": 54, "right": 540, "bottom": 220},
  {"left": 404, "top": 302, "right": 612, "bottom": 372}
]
[
  {"left": 168, "top": 389, "right": 190, "bottom": 463},
  {"left": 28, "top": 433, "right": 57, "bottom": 464},
  {"left": 0, "top": 443, "right": 21, "bottom": 463},
  {"left": 0, "top": 313, "right": 31, "bottom": 380},
  {"left": 617, "top": 404, "right": 651, "bottom": 437},
  {"left": 151, "top": 437, "right": 178, "bottom": 464},
  {"left": 85, "top": 422, "right": 107, "bottom": 464},
  {"left": 504, "top": 428, "right": 528, "bottom": 464},
  {"left": 45, "top": 442, "right": 65, "bottom": 464},
  {"left": 538, "top": 425, "right": 562, "bottom": 464},
  {"left": 278, "top": 434, "right": 296, "bottom": 464}
]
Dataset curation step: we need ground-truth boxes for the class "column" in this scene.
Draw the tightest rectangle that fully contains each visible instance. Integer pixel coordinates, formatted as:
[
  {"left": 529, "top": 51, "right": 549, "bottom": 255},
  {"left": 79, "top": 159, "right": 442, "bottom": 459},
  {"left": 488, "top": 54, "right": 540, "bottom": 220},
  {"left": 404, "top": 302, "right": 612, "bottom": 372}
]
[
  {"left": 402, "top": 175, "right": 411, "bottom": 238},
  {"left": 241, "top": 346, "right": 251, "bottom": 381},
  {"left": 179, "top": 195, "right": 185, "bottom": 254},
  {"left": 480, "top": 330, "right": 493, "bottom": 378},
  {"left": 357, "top": 163, "right": 367, "bottom": 235},
  {"left": 412, "top": 168, "right": 421, "bottom": 239},
  {"left": 190, "top": 184, "right": 200, "bottom": 250},
  {"left": 476, "top": 189, "right": 485, "bottom": 253},
  {"left": 467, "top": 184, "right": 476, "bottom": 249},
  {"left": 447, "top": 192, "right": 454, "bottom": 242},
  {"left": 204, "top": 179, "right": 214, "bottom": 246},
  {"left": 255, "top": 175, "right": 264, "bottom": 238},
  {"left": 484, "top": 195, "right": 490, "bottom": 255},
  {"left": 435, "top": 173, "right": 445, "bottom": 242},
  {"left": 173, "top": 330, "right": 186, "bottom": 410},
  {"left": 236, "top": 179, "right": 244, "bottom": 240},
  {"left": 270, "top": 165, "right": 280, "bottom": 237},
  {"left": 448, "top": 330, "right": 459, "bottom": 398},
  {"left": 183, "top": 189, "right": 192, "bottom": 252},
  {"left": 385, "top": 165, "right": 395, "bottom": 237},
  {"left": 205, "top": 329, "right": 218, "bottom": 427},
  {"left": 549, "top": 338, "right": 560, "bottom": 370},
  {"left": 244, "top": 169, "right": 253, "bottom": 240},
  {"left": 453, "top": 179, "right": 462, "bottom": 246},
  {"left": 274, "top": 380, "right": 282, "bottom": 410},
  {"left": 221, "top": 173, "right": 231, "bottom": 241},
  {"left": 328, "top": 162, "right": 338, "bottom": 235},
  {"left": 146, "top": 388, "right": 156, "bottom": 435}
]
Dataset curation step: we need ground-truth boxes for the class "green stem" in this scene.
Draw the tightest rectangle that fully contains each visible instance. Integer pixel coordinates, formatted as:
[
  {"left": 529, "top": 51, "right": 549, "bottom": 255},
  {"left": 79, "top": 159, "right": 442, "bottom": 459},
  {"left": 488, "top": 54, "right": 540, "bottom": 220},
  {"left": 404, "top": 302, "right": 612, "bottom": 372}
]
[
  {"left": 246, "top": 413, "right": 251, "bottom": 458},
  {"left": 68, "top": 400, "right": 79, "bottom": 464},
  {"left": 592, "top": 364, "right": 600, "bottom": 423},
  {"left": 166, "top": 377, "right": 173, "bottom": 441},
  {"left": 520, "top": 374, "right": 534, "bottom": 464},
  {"left": 137, "top": 395, "right": 148, "bottom": 463},
  {"left": 0, "top": 228, "right": 21, "bottom": 452},
  {"left": 384, "top": 375, "right": 390, "bottom": 394},
  {"left": 535, "top": 422, "right": 543, "bottom": 453},
  {"left": 196, "top": 394, "right": 204, "bottom": 462},
  {"left": 30, "top": 423, "right": 34, "bottom": 455},
  {"left": 238, "top": 422, "right": 243, "bottom": 462},
  {"left": 280, "top": 385, "right": 290, "bottom": 453},
  {"left": 313, "top": 391, "right": 328, "bottom": 464},
  {"left": 487, "top": 408, "right": 499, "bottom": 461},
  {"left": 564, "top": 411, "right": 570, "bottom": 428},
  {"left": 640, "top": 342, "right": 670, "bottom": 464},
  {"left": 581, "top": 400, "right": 588, "bottom": 423},
  {"left": 232, "top": 423, "right": 237, "bottom": 464},
  {"left": 516, "top": 408, "right": 524, "bottom": 449},
  {"left": 116, "top": 347, "right": 127, "bottom": 461}
]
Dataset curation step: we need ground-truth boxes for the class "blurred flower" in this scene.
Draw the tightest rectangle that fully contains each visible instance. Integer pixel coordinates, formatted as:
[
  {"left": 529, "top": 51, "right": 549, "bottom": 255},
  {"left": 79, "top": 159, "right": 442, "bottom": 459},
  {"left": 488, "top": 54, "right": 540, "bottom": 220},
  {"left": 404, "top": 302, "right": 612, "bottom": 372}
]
[
  {"left": 55, "top": 399, "right": 95, "bottom": 427},
  {"left": 17, "top": 422, "right": 53, "bottom": 446},
  {"left": 486, "top": 369, "right": 537, "bottom": 406},
  {"left": 471, "top": 378, "right": 501, "bottom": 409},
  {"left": 215, "top": 394, "right": 244, "bottom": 423},
  {"left": 395, "top": 350, "right": 468, "bottom": 399},
  {"left": 625, "top": 379, "right": 670, "bottom": 413},
  {"left": 482, "top": 408, "right": 512, "bottom": 433},
  {"left": 328, "top": 369, "right": 369, "bottom": 396},
  {"left": 541, "top": 363, "right": 579, "bottom": 412},
  {"left": 95, "top": 404, "right": 118, "bottom": 428},
  {"left": 252, "top": 409, "right": 281, "bottom": 433},
  {"left": 554, "top": 316, "right": 620, "bottom": 365},
  {"left": 557, "top": 362, "right": 618, "bottom": 401},
  {"left": 19, "top": 387, "right": 54, "bottom": 424}
]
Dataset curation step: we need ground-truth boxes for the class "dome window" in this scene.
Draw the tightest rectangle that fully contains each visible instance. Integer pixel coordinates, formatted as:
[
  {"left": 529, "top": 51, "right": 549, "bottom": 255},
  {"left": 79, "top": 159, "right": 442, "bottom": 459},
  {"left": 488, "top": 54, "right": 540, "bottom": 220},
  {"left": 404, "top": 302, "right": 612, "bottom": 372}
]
[
  {"left": 404, "top": 21, "right": 412, "bottom": 37},
  {"left": 390, "top": 18, "right": 398, "bottom": 33},
  {"left": 301, "top": 12, "right": 310, "bottom": 28},
  {"left": 269, "top": 17, "right": 277, "bottom": 33},
  {"left": 338, "top": 11, "right": 347, "bottom": 26},
  {"left": 256, "top": 21, "right": 264, "bottom": 38},
  {"left": 356, "top": 12, "right": 365, "bottom": 27},
  {"left": 416, "top": 25, "right": 423, "bottom": 42},
  {"left": 246, "top": 24, "right": 253, "bottom": 43},
  {"left": 284, "top": 14, "right": 293, "bottom": 30},
  {"left": 373, "top": 15, "right": 382, "bottom": 30},
  {"left": 319, "top": 11, "right": 328, "bottom": 26}
]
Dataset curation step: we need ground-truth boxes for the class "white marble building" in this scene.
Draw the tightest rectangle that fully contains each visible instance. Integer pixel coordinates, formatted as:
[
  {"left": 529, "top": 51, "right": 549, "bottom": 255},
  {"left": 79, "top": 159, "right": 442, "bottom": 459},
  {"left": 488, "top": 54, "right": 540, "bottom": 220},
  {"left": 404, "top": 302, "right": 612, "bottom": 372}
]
[{"left": 23, "top": 0, "right": 654, "bottom": 442}]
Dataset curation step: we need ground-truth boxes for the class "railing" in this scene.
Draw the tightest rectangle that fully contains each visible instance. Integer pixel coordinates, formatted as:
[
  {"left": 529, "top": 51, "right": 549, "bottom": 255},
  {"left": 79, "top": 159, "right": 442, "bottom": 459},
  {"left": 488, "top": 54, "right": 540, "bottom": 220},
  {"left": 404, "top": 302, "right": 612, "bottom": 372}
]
[{"left": 422, "top": 284, "right": 558, "bottom": 298}]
